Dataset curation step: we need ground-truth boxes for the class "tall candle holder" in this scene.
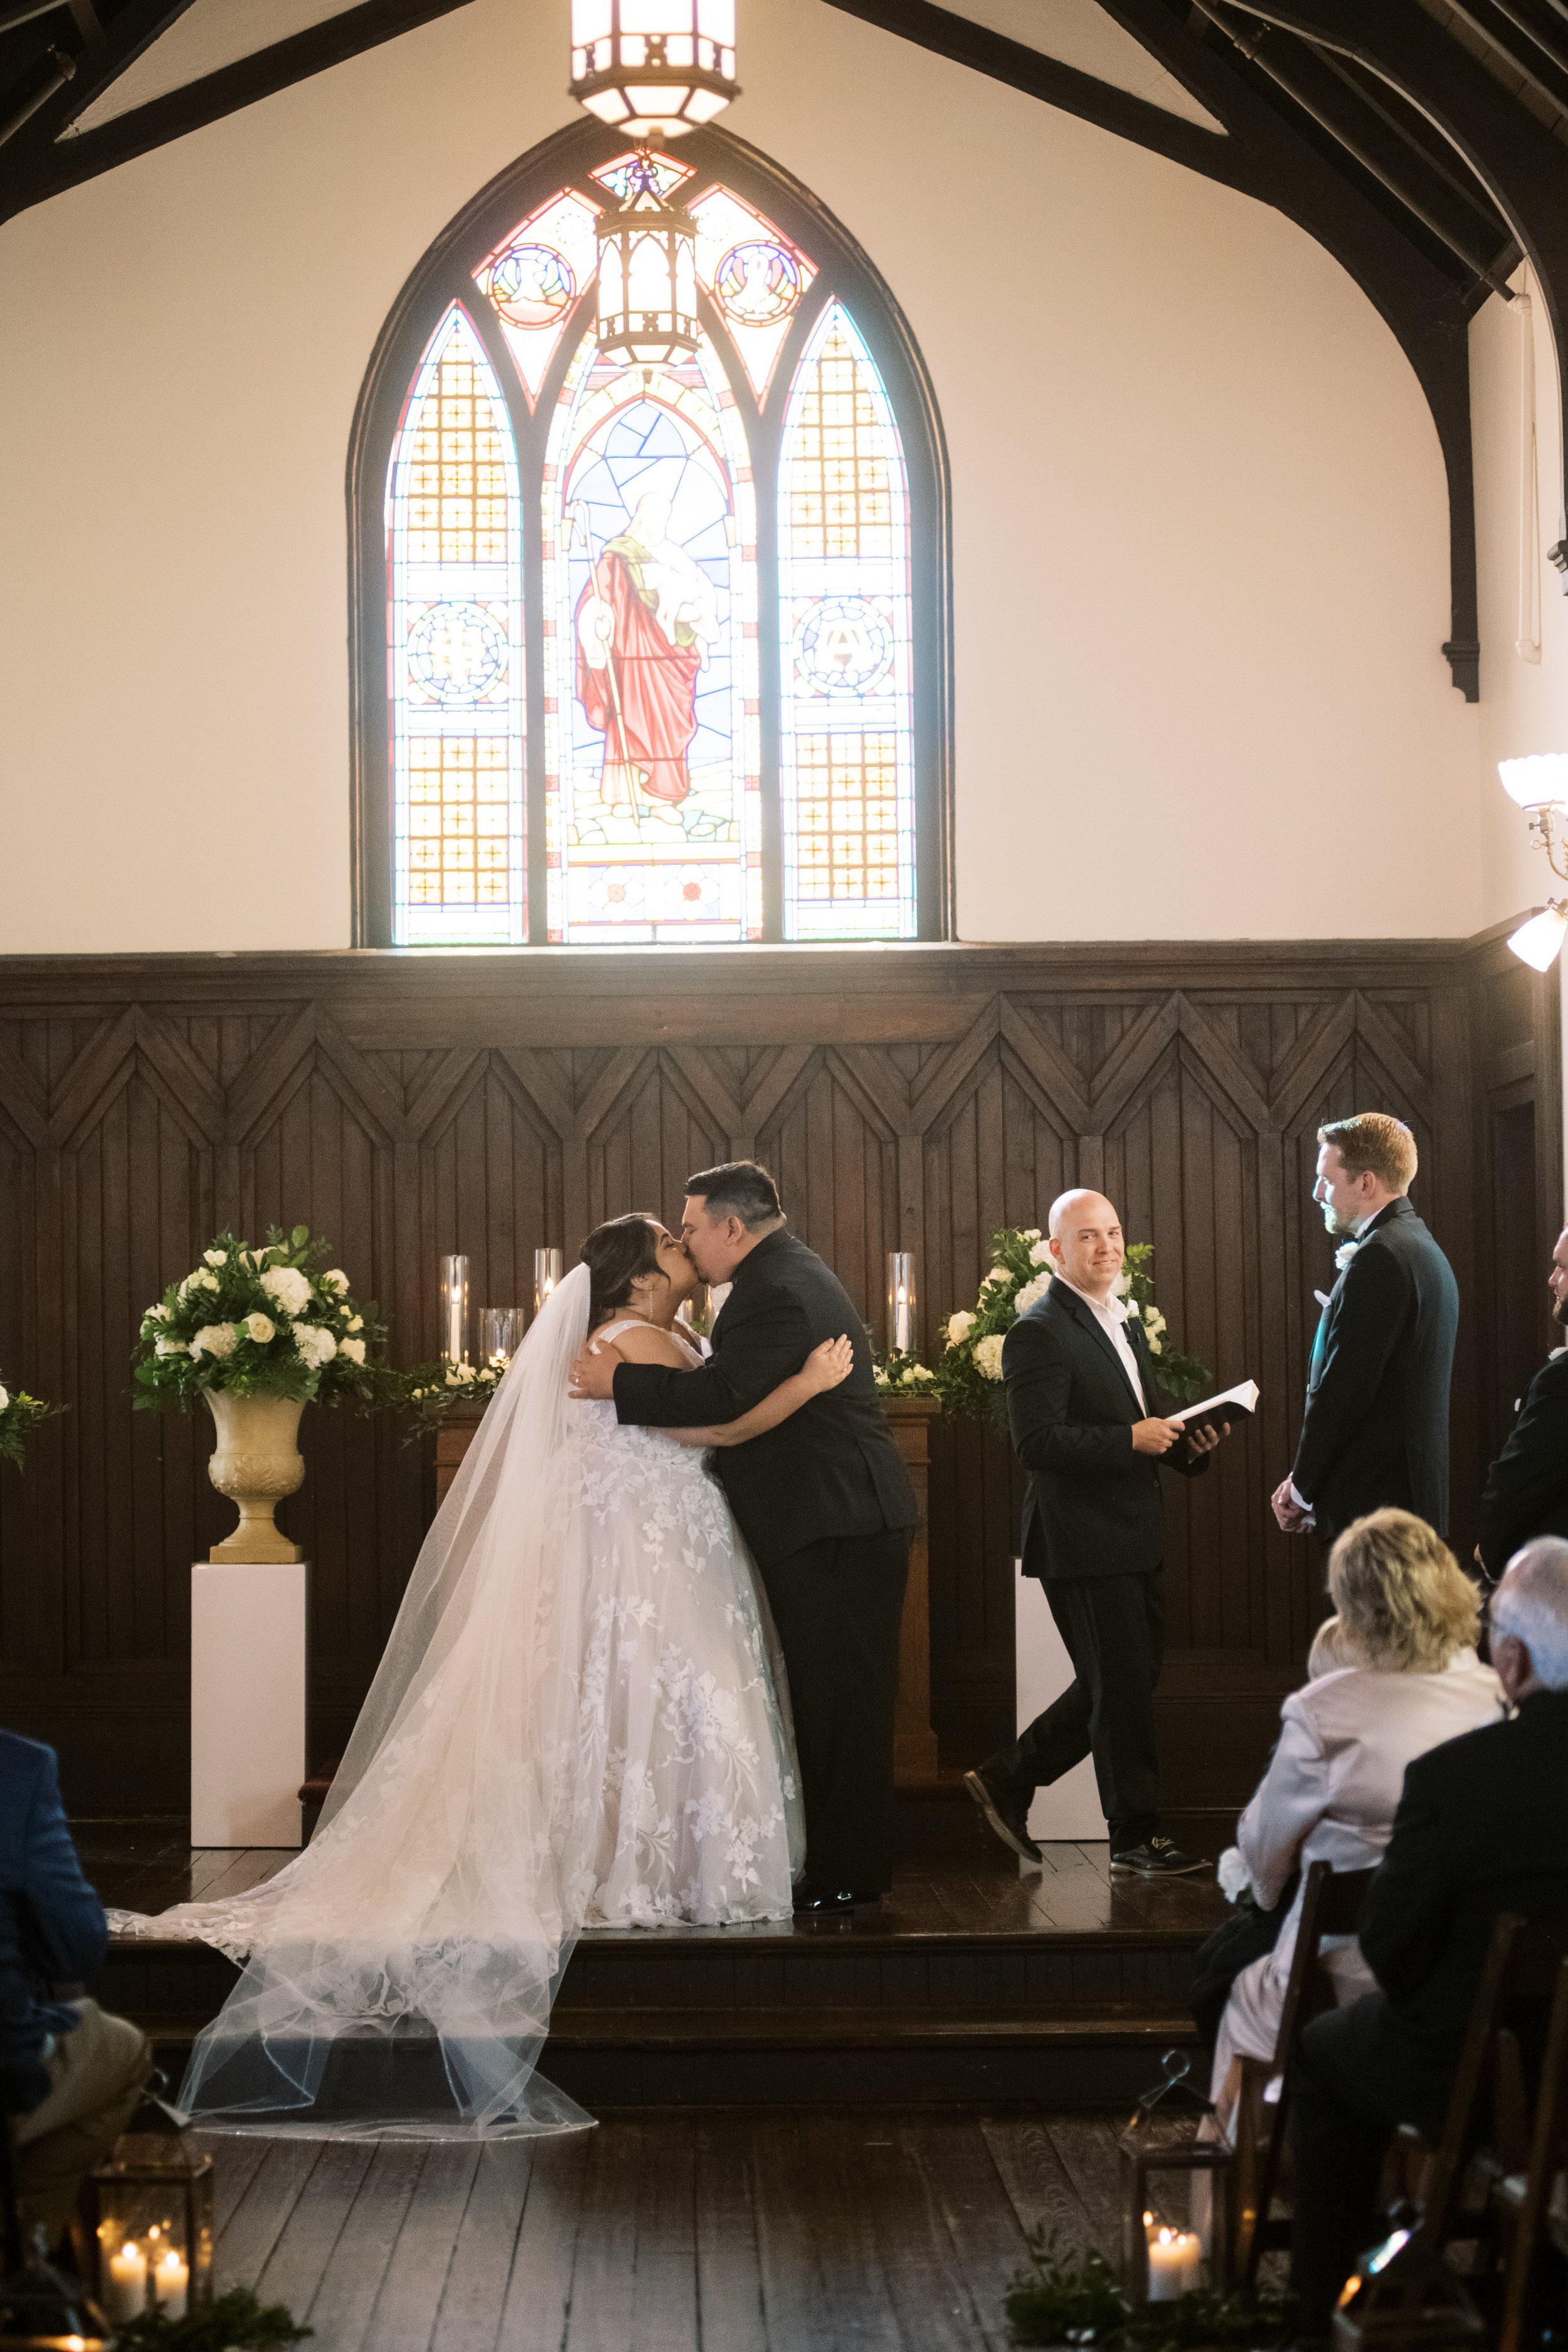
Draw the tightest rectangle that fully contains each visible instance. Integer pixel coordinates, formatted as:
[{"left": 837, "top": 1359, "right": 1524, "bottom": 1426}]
[
  {"left": 479, "top": 1306, "right": 526, "bottom": 1365},
  {"left": 439, "top": 1254, "right": 470, "bottom": 1366},
  {"left": 534, "top": 1248, "right": 564, "bottom": 1315},
  {"left": 886, "top": 1252, "right": 916, "bottom": 1356}
]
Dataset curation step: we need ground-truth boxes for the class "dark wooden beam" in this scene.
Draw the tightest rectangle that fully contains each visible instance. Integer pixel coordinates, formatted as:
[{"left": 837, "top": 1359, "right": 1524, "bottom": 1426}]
[{"left": 0, "top": 0, "right": 478, "bottom": 220}]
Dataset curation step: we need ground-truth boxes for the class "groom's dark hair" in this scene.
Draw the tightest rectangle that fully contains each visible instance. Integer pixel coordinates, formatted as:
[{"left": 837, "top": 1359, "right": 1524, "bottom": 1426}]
[{"left": 686, "top": 1160, "right": 784, "bottom": 1231}]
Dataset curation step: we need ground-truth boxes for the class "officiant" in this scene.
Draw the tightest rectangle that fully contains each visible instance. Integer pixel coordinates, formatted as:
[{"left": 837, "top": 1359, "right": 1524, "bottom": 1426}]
[{"left": 964, "top": 1189, "right": 1227, "bottom": 1880}]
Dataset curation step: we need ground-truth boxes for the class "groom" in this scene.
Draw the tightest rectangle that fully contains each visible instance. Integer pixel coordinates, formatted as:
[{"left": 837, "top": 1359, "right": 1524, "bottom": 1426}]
[{"left": 568, "top": 1161, "right": 918, "bottom": 1912}]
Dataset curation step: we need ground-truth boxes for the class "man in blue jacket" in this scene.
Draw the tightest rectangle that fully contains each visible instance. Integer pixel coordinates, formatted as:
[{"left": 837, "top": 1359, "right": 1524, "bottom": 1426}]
[{"left": 1, "top": 1730, "right": 149, "bottom": 2242}]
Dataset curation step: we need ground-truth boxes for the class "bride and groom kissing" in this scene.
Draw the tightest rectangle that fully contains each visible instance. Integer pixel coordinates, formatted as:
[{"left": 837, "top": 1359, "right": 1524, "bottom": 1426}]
[{"left": 117, "top": 1160, "right": 918, "bottom": 2139}]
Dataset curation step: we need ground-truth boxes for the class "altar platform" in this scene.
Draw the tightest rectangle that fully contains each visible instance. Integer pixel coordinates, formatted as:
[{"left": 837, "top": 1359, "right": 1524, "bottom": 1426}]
[{"left": 86, "top": 1807, "right": 1226, "bottom": 2111}]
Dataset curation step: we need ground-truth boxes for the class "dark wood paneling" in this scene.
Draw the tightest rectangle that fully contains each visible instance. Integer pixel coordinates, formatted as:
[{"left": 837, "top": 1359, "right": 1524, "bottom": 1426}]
[{"left": 0, "top": 939, "right": 1555, "bottom": 1822}]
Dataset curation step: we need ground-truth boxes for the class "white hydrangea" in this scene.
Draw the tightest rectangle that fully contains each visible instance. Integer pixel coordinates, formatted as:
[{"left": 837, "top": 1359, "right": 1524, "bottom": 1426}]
[
  {"left": 1014, "top": 1273, "right": 1052, "bottom": 1315},
  {"left": 338, "top": 1336, "right": 366, "bottom": 1365},
  {"left": 293, "top": 1325, "right": 337, "bottom": 1368},
  {"left": 243, "top": 1312, "right": 275, "bottom": 1344},
  {"left": 973, "top": 1333, "right": 1006, "bottom": 1381},
  {"left": 322, "top": 1269, "right": 350, "bottom": 1296},
  {"left": 154, "top": 1338, "right": 187, "bottom": 1358},
  {"left": 203, "top": 1248, "right": 228, "bottom": 1268},
  {"left": 945, "top": 1309, "right": 976, "bottom": 1348},
  {"left": 1029, "top": 1239, "right": 1052, "bottom": 1264},
  {"left": 190, "top": 1323, "right": 237, "bottom": 1360},
  {"left": 260, "top": 1264, "right": 313, "bottom": 1317}
]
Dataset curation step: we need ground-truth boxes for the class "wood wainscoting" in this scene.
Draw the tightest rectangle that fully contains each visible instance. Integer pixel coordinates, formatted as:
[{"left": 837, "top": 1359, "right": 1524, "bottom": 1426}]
[{"left": 0, "top": 935, "right": 1556, "bottom": 1833}]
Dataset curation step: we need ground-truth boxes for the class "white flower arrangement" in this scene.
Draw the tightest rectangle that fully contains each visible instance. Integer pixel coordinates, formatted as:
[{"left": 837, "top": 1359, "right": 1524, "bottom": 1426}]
[
  {"left": 0, "top": 1374, "right": 62, "bottom": 1469},
  {"left": 132, "top": 1226, "right": 385, "bottom": 1412}
]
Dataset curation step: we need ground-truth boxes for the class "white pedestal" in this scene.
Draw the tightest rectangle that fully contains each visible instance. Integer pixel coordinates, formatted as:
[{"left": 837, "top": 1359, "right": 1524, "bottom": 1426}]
[
  {"left": 191, "top": 1560, "right": 306, "bottom": 1848},
  {"left": 1015, "top": 1562, "right": 1106, "bottom": 1843}
]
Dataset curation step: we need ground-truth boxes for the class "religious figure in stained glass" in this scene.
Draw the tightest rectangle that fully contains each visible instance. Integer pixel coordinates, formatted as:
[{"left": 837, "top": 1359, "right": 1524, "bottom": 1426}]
[
  {"left": 367, "top": 135, "right": 943, "bottom": 948},
  {"left": 575, "top": 490, "right": 717, "bottom": 807}
]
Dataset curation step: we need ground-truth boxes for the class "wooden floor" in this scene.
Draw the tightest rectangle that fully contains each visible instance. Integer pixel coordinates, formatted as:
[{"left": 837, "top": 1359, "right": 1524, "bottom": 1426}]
[{"left": 199, "top": 2106, "right": 1127, "bottom": 2352}]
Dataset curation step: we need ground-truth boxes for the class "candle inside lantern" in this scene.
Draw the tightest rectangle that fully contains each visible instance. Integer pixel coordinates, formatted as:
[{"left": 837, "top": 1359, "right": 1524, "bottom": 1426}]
[
  {"left": 105, "top": 2241, "right": 147, "bottom": 2321},
  {"left": 153, "top": 2247, "right": 189, "bottom": 2319},
  {"left": 1145, "top": 2225, "right": 1202, "bottom": 2301},
  {"left": 886, "top": 1252, "right": 916, "bottom": 1355},
  {"left": 439, "top": 1254, "right": 470, "bottom": 1366},
  {"left": 534, "top": 1249, "right": 564, "bottom": 1315}
]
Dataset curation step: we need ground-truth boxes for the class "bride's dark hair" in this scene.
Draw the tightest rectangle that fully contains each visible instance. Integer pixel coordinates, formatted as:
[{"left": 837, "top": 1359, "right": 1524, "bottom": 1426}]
[{"left": 581, "top": 1213, "right": 664, "bottom": 1328}]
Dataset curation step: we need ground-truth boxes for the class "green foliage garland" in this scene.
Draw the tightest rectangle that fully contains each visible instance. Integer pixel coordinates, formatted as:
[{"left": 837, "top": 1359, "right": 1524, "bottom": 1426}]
[
  {"left": 112, "top": 2285, "right": 310, "bottom": 2350},
  {"left": 0, "top": 1379, "right": 63, "bottom": 1468}
]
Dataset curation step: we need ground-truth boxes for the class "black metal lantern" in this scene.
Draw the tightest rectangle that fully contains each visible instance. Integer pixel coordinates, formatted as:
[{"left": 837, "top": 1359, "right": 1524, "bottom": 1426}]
[
  {"left": 87, "top": 2096, "right": 212, "bottom": 2329},
  {"left": 0, "top": 2228, "right": 115, "bottom": 2351},
  {"left": 595, "top": 152, "right": 699, "bottom": 367},
  {"left": 1117, "top": 2050, "right": 1236, "bottom": 2302}
]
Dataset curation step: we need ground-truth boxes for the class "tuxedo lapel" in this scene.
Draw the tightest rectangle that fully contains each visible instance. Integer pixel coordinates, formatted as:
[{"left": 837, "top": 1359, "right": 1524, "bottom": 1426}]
[{"left": 1054, "top": 1285, "right": 1143, "bottom": 1414}]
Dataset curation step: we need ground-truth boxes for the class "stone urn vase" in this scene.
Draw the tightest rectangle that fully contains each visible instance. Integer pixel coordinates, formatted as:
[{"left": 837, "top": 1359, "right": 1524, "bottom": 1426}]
[{"left": 204, "top": 1391, "right": 306, "bottom": 1562}]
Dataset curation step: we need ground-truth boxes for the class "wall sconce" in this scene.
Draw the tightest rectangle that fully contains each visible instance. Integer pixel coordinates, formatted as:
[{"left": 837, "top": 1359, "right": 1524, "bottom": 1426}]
[{"left": 1500, "top": 755, "right": 1568, "bottom": 970}]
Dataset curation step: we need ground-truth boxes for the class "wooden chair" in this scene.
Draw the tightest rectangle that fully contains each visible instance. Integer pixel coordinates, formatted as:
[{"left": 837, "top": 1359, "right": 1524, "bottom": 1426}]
[
  {"left": 1493, "top": 1952, "right": 1568, "bottom": 2352},
  {"left": 1234, "top": 1858, "right": 1379, "bottom": 2285}
]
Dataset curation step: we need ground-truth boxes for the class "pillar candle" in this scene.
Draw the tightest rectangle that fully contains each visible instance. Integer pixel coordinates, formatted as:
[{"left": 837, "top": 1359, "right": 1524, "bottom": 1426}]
[
  {"left": 1145, "top": 2226, "right": 1202, "bottom": 2301},
  {"left": 153, "top": 2248, "right": 189, "bottom": 2319},
  {"left": 105, "top": 2242, "right": 147, "bottom": 2321}
]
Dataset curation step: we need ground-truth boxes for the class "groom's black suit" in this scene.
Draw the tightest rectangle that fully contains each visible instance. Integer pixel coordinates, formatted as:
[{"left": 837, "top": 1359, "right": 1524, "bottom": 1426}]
[{"left": 612, "top": 1228, "right": 918, "bottom": 1894}]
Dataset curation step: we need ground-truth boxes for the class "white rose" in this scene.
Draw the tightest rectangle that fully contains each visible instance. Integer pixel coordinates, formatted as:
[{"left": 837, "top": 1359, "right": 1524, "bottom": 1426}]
[
  {"left": 190, "top": 1322, "right": 237, "bottom": 1360},
  {"left": 347, "top": 1313, "right": 364, "bottom": 1332},
  {"left": 203, "top": 1248, "right": 228, "bottom": 1268},
  {"left": 1147, "top": 1335, "right": 1163, "bottom": 1357},
  {"left": 339, "top": 1336, "right": 366, "bottom": 1364},
  {"left": 154, "top": 1338, "right": 188, "bottom": 1357},
  {"left": 980, "top": 1266, "right": 1009, "bottom": 1291},
  {"left": 322, "top": 1269, "right": 350, "bottom": 1295},
  {"left": 0, "top": 1385, "right": 9, "bottom": 1412},
  {"left": 145, "top": 1302, "right": 168, "bottom": 1323},
  {"left": 1144, "top": 1308, "right": 1167, "bottom": 1336},
  {"left": 945, "top": 1310, "right": 976, "bottom": 1347},
  {"left": 973, "top": 1333, "right": 1006, "bottom": 1381},
  {"left": 1020, "top": 1227, "right": 1041, "bottom": 1242},
  {"left": 1124, "top": 1297, "right": 1143, "bottom": 1320},
  {"left": 243, "top": 1312, "right": 275, "bottom": 1344},
  {"left": 180, "top": 1269, "right": 218, "bottom": 1297},
  {"left": 1014, "top": 1273, "right": 1051, "bottom": 1315},
  {"left": 293, "top": 1324, "right": 337, "bottom": 1367},
  {"left": 260, "top": 1264, "right": 313, "bottom": 1316},
  {"left": 1335, "top": 1241, "right": 1359, "bottom": 1272},
  {"left": 1029, "top": 1239, "right": 1052, "bottom": 1264}
]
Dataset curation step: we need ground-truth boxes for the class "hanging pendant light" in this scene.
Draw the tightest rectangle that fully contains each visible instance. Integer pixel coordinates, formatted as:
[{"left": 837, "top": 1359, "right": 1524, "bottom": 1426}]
[
  {"left": 569, "top": 0, "right": 739, "bottom": 140},
  {"left": 595, "top": 150, "right": 699, "bottom": 365}
]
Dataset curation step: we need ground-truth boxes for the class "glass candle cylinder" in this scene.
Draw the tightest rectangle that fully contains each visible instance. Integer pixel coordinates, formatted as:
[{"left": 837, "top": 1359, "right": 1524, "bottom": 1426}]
[
  {"left": 886, "top": 1253, "right": 916, "bottom": 1355},
  {"left": 534, "top": 1249, "right": 564, "bottom": 1315},
  {"left": 479, "top": 1307, "right": 526, "bottom": 1365},
  {"left": 439, "top": 1254, "right": 470, "bottom": 1365}
]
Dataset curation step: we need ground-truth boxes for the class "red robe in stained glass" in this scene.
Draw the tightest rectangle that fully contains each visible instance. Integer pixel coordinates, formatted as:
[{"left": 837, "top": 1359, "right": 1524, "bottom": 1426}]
[{"left": 575, "top": 543, "right": 702, "bottom": 807}]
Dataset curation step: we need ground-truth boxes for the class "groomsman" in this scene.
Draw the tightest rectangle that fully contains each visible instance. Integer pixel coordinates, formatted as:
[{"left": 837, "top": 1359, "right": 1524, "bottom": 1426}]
[
  {"left": 1271, "top": 1114, "right": 1458, "bottom": 1545},
  {"left": 965, "top": 1189, "right": 1226, "bottom": 1879},
  {"left": 1476, "top": 1226, "right": 1568, "bottom": 1581}
]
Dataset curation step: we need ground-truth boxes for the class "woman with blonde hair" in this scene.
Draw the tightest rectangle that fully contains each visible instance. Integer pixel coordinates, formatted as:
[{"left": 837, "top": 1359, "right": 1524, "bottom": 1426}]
[{"left": 1207, "top": 1509, "right": 1501, "bottom": 2134}]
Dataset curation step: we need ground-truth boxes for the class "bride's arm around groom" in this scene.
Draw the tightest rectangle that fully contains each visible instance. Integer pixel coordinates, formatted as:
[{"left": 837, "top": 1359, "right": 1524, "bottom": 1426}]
[{"left": 570, "top": 1161, "right": 918, "bottom": 1907}]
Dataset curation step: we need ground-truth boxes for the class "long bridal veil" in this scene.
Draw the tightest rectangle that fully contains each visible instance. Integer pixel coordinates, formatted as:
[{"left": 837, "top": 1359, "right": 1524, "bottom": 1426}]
[{"left": 126, "top": 1267, "right": 605, "bottom": 2139}]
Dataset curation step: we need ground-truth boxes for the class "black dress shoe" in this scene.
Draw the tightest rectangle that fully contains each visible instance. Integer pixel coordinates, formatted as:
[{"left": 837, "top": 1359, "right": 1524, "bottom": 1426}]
[
  {"left": 792, "top": 1886, "right": 881, "bottom": 1914},
  {"left": 1110, "top": 1834, "right": 1209, "bottom": 1877},
  {"left": 963, "top": 1767, "right": 1044, "bottom": 1865}
]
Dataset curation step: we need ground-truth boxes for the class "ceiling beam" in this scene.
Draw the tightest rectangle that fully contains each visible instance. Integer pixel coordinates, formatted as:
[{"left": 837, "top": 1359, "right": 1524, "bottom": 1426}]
[{"left": 0, "top": 0, "right": 478, "bottom": 220}]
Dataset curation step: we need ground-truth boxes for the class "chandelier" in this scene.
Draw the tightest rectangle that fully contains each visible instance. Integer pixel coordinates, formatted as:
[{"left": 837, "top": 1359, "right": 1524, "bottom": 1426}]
[
  {"left": 1499, "top": 754, "right": 1568, "bottom": 969},
  {"left": 594, "top": 153, "right": 701, "bottom": 366},
  {"left": 569, "top": 0, "right": 739, "bottom": 140}
]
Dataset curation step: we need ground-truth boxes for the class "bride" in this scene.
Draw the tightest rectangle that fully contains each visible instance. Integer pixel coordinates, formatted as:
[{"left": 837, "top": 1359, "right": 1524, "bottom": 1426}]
[{"left": 113, "top": 1213, "right": 849, "bottom": 2139}]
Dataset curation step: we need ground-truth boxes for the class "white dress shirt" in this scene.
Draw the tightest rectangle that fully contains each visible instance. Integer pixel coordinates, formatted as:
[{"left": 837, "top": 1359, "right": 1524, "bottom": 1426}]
[{"left": 1057, "top": 1276, "right": 1147, "bottom": 1413}]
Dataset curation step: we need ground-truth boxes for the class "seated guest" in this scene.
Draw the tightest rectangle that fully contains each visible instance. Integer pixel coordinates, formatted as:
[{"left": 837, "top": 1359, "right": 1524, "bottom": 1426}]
[
  {"left": 1476, "top": 1226, "right": 1568, "bottom": 1580},
  {"left": 1, "top": 1730, "right": 150, "bottom": 2245},
  {"left": 1290, "top": 1534, "right": 1568, "bottom": 2341},
  {"left": 1207, "top": 1512, "right": 1500, "bottom": 2139}
]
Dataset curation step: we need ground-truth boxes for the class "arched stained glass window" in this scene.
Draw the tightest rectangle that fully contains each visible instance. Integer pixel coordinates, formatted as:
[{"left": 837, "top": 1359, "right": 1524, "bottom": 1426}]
[{"left": 353, "top": 129, "right": 949, "bottom": 946}]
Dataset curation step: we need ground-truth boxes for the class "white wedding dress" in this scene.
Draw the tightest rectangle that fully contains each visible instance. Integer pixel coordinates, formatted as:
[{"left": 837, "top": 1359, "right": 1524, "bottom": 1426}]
[{"left": 111, "top": 1266, "right": 803, "bottom": 2139}]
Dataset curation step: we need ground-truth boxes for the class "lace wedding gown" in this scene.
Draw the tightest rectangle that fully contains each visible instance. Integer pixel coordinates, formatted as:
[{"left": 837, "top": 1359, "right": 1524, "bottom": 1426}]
[{"left": 111, "top": 1270, "right": 803, "bottom": 2139}]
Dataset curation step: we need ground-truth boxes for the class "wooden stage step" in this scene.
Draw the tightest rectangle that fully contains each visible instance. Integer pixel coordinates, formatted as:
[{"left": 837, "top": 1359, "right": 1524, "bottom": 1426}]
[{"left": 87, "top": 1823, "right": 1227, "bottom": 2110}]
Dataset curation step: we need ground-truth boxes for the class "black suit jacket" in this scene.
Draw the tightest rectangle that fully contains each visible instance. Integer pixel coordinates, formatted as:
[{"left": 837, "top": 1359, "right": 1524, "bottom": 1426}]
[
  {"left": 0, "top": 1734, "right": 107, "bottom": 2114},
  {"left": 1477, "top": 1349, "right": 1568, "bottom": 1578},
  {"left": 1359, "top": 1691, "right": 1568, "bottom": 2129},
  {"left": 1291, "top": 1197, "right": 1458, "bottom": 1542},
  {"left": 611, "top": 1228, "right": 917, "bottom": 1571},
  {"left": 1003, "top": 1280, "right": 1207, "bottom": 1584}
]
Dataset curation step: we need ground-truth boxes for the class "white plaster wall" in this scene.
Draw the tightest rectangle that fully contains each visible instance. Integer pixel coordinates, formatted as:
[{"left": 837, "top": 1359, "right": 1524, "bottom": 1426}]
[{"left": 0, "top": 0, "right": 1478, "bottom": 950}]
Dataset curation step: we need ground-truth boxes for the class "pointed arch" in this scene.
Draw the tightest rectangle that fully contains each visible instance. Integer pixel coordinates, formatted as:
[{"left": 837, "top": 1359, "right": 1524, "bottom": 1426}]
[{"left": 349, "top": 122, "right": 951, "bottom": 945}]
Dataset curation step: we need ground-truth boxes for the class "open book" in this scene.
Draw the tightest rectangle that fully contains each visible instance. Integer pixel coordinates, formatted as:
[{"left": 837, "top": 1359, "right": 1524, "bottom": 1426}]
[{"left": 1169, "top": 1379, "right": 1259, "bottom": 1434}]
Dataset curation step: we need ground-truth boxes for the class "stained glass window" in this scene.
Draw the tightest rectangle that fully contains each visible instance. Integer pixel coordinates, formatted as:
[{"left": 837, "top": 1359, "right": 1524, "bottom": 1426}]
[
  {"left": 778, "top": 304, "right": 916, "bottom": 940},
  {"left": 387, "top": 305, "right": 525, "bottom": 945},
  {"left": 369, "top": 137, "right": 941, "bottom": 948}
]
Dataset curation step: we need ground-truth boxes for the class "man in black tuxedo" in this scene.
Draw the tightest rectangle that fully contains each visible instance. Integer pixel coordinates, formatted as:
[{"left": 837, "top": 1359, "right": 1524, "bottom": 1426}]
[
  {"left": 569, "top": 1161, "right": 917, "bottom": 1912},
  {"left": 963, "top": 1189, "right": 1226, "bottom": 1880},
  {"left": 1271, "top": 1113, "right": 1458, "bottom": 1546},
  {"left": 1288, "top": 1535, "right": 1568, "bottom": 2338},
  {"left": 1476, "top": 1226, "right": 1568, "bottom": 1580}
]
